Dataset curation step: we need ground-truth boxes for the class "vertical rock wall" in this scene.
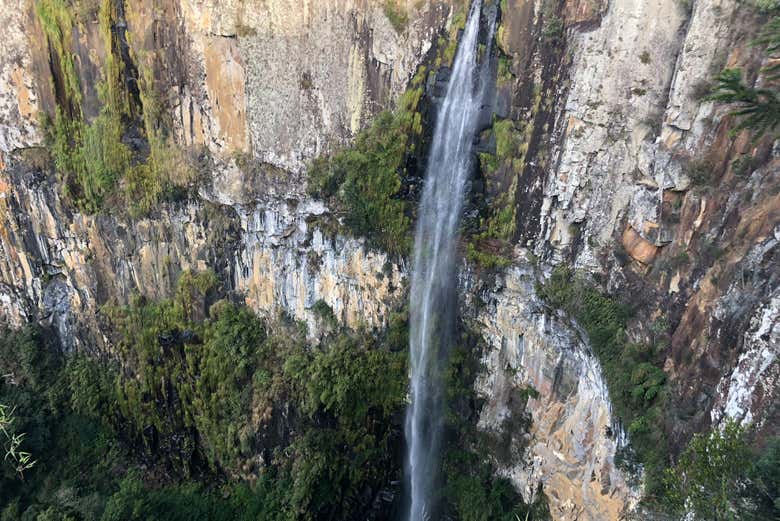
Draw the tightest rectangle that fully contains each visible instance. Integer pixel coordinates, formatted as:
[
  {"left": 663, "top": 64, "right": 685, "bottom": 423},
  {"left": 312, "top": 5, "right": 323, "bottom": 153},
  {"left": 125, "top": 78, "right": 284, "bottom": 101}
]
[{"left": 473, "top": 265, "right": 640, "bottom": 520}]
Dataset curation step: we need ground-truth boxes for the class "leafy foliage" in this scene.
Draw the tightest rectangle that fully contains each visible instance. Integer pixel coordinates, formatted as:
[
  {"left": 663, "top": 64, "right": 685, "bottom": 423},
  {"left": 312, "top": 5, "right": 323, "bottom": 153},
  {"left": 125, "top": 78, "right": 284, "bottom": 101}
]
[
  {"left": 122, "top": 66, "right": 198, "bottom": 217},
  {"left": 104, "top": 271, "right": 268, "bottom": 473},
  {"left": 0, "top": 325, "right": 127, "bottom": 520},
  {"left": 707, "top": 68, "right": 780, "bottom": 136},
  {"left": 307, "top": 88, "right": 424, "bottom": 255},
  {"left": 0, "top": 405, "right": 36, "bottom": 479},
  {"left": 664, "top": 421, "right": 750, "bottom": 519},
  {"left": 664, "top": 421, "right": 780, "bottom": 520},
  {"left": 465, "top": 118, "right": 525, "bottom": 270},
  {"left": 382, "top": 1, "right": 408, "bottom": 33},
  {"left": 742, "top": 0, "right": 780, "bottom": 13},
  {"left": 37, "top": 0, "right": 197, "bottom": 215},
  {"left": 440, "top": 333, "right": 551, "bottom": 520},
  {"left": 444, "top": 448, "right": 548, "bottom": 521},
  {"left": 752, "top": 437, "right": 780, "bottom": 517},
  {"left": 99, "top": 473, "right": 291, "bottom": 521},
  {"left": 35, "top": 0, "right": 82, "bottom": 112},
  {"left": 281, "top": 327, "right": 407, "bottom": 520},
  {"left": 707, "top": 14, "right": 780, "bottom": 137},
  {"left": 754, "top": 16, "right": 780, "bottom": 80},
  {"left": 44, "top": 107, "right": 132, "bottom": 213},
  {"left": 0, "top": 275, "right": 411, "bottom": 520}
]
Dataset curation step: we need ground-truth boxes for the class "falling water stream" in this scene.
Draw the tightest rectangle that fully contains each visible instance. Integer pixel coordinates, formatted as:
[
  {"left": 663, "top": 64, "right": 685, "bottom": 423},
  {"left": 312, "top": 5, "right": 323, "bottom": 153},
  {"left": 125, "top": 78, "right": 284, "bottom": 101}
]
[{"left": 405, "top": 1, "right": 496, "bottom": 519}]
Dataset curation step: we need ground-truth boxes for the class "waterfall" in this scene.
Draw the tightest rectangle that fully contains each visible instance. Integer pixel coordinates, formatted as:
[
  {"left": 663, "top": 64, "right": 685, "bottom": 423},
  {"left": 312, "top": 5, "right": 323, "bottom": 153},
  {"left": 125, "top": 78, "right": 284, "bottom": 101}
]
[{"left": 405, "top": 1, "right": 495, "bottom": 519}]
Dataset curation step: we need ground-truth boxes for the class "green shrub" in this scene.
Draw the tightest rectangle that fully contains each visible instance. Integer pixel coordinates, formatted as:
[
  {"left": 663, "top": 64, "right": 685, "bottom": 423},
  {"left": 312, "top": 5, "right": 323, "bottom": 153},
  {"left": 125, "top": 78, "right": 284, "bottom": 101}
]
[
  {"left": 311, "top": 299, "right": 337, "bottom": 328},
  {"left": 281, "top": 331, "right": 407, "bottom": 518},
  {"left": 752, "top": 437, "right": 780, "bottom": 517},
  {"left": 664, "top": 421, "right": 749, "bottom": 518},
  {"left": 122, "top": 139, "right": 197, "bottom": 217},
  {"left": 466, "top": 118, "right": 524, "bottom": 270},
  {"left": 100, "top": 473, "right": 292, "bottom": 521},
  {"left": 493, "top": 119, "right": 522, "bottom": 162},
  {"left": 754, "top": 16, "right": 780, "bottom": 79},
  {"left": 497, "top": 56, "right": 514, "bottom": 84},
  {"left": 0, "top": 325, "right": 128, "bottom": 519},
  {"left": 104, "top": 270, "right": 409, "bottom": 515},
  {"left": 383, "top": 1, "right": 408, "bottom": 33},
  {"left": 466, "top": 242, "right": 512, "bottom": 270},
  {"left": 684, "top": 158, "right": 716, "bottom": 186},
  {"left": 441, "top": 334, "right": 551, "bottom": 520},
  {"left": 707, "top": 16, "right": 780, "bottom": 137},
  {"left": 707, "top": 68, "right": 780, "bottom": 137},
  {"left": 193, "top": 302, "right": 268, "bottom": 467},
  {"left": 37, "top": 0, "right": 197, "bottom": 216},
  {"left": 743, "top": 0, "right": 780, "bottom": 12},
  {"left": 542, "top": 16, "right": 564, "bottom": 41},
  {"left": 662, "top": 421, "right": 780, "bottom": 520},
  {"left": 123, "top": 66, "right": 199, "bottom": 217},
  {"left": 444, "top": 449, "right": 541, "bottom": 521},
  {"left": 307, "top": 93, "right": 423, "bottom": 255},
  {"left": 43, "top": 106, "right": 132, "bottom": 213},
  {"left": 0, "top": 280, "right": 411, "bottom": 519},
  {"left": 36, "top": 0, "right": 82, "bottom": 110}
]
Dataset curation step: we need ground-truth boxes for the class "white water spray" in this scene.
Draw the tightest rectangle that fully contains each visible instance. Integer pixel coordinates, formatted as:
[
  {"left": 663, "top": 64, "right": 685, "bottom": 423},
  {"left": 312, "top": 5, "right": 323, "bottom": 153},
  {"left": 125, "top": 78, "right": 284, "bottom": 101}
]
[{"left": 405, "top": 1, "right": 495, "bottom": 519}]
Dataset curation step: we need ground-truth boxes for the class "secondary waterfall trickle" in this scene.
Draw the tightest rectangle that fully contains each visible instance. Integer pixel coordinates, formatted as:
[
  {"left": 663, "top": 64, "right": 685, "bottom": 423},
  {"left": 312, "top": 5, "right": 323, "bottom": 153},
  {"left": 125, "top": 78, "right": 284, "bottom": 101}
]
[{"left": 405, "top": 1, "right": 496, "bottom": 519}]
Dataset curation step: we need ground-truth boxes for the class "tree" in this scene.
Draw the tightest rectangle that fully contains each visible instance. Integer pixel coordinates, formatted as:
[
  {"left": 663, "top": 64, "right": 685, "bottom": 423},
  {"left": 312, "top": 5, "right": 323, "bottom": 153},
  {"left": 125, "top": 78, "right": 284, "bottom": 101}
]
[
  {"left": 707, "top": 15, "right": 780, "bottom": 137},
  {"left": 664, "top": 421, "right": 751, "bottom": 520},
  {"left": 754, "top": 17, "right": 780, "bottom": 80},
  {"left": 708, "top": 68, "right": 780, "bottom": 136}
]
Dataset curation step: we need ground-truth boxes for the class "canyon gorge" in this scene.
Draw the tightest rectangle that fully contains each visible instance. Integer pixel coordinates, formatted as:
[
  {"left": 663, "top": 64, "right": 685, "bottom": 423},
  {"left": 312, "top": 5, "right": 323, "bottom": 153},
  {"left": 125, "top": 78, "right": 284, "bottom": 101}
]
[{"left": 0, "top": 0, "right": 778, "bottom": 520}]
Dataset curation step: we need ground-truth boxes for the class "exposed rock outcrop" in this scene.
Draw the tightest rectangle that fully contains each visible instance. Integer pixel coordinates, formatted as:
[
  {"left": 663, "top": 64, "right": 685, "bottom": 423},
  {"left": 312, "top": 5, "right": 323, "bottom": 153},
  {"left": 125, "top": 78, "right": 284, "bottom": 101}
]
[
  {"left": 473, "top": 264, "right": 640, "bottom": 520},
  {"left": 0, "top": 154, "right": 405, "bottom": 347}
]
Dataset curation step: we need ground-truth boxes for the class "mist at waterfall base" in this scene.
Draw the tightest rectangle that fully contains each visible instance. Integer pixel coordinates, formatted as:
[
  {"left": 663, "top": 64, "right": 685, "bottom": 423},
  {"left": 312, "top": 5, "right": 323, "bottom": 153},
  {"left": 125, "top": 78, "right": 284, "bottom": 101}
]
[{"left": 404, "top": 1, "right": 496, "bottom": 520}]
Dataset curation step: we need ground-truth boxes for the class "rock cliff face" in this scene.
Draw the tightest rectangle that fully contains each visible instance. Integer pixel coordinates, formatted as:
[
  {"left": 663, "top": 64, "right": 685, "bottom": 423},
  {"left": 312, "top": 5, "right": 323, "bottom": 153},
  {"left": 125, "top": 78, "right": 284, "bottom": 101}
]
[
  {"left": 471, "top": 264, "right": 640, "bottom": 520},
  {"left": 0, "top": 0, "right": 432, "bottom": 340},
  {"left": 0, "top": 0, "right": 777, "bottom": 519}
]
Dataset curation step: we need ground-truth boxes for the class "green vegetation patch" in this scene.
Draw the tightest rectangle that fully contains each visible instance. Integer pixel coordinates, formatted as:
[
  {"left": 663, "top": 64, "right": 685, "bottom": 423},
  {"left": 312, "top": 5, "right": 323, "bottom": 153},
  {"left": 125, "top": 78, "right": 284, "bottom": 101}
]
[
  {"left": 440, "top": 332, "right": 551, "bottom": 520},
  {"left": 44, "top": 106, "right": 132, "bottom": 213},
  {"left": 706, "top": 12, "right": 780, "bottom": 137},
  {"left": 383, "top": 1, "right": 408, "bottom": 33},
  {"left": 307, "top": 87, "right": 425, "bottom": 256},
  {"left": 36, "top": 0, "right": 82, "bottom": 111},
  {"left": 497, "top": 56, "right": 514, "bottom": 86},
  {"left": 0, "top": 269, "right": 413, "bottom": 520},
  {"left": 664, "top": 421, "right": 780, "bottom": 520},
  {"left": 708, "top": 67, "right": 780, "bottom": 137},
  {"left": 466, "top": 118, "right": 527, "bottom": 270}
]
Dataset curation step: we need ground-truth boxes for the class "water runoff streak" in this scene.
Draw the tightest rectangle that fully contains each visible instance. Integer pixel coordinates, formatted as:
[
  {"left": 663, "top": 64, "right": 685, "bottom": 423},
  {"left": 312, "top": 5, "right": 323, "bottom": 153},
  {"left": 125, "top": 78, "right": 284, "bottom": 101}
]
[{"left": 405, "top": 1, "right": 495, "bottom": 519}]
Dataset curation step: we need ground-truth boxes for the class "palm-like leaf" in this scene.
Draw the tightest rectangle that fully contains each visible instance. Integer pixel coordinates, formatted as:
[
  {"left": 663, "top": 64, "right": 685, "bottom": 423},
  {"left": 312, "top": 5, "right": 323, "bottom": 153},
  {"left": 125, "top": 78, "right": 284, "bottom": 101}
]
[
  {"left": 753, "top": 17, "right": 780, "bottom": 80},
  {"left": 707, "top": 69, "right": 780, "bottom": 136}
]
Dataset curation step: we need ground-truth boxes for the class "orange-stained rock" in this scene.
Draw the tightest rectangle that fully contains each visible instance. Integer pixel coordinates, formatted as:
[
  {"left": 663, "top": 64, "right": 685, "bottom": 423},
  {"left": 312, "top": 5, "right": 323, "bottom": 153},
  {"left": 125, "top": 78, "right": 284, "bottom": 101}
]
[
  {"left": 204, "top": 37, "right": 249, "bottom": 155},
  {"left": 622, "top": 226, "right": 659, "bottom": 264}
]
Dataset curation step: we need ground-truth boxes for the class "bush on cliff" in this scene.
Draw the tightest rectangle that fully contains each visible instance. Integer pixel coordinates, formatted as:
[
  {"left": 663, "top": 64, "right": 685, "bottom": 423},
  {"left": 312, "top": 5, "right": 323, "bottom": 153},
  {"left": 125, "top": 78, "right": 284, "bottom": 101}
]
[
  {"left": 38, "top": 0, "right": 198, "bottom": 217},
  {"left": 664, "top": 421, "right": 780, "bottom": 520},
  {"left": 707, "top": 13, "right": 780, "bottom": 137},
  {"left": 307, "top": 88, "right": 424, "bottom": 256}
]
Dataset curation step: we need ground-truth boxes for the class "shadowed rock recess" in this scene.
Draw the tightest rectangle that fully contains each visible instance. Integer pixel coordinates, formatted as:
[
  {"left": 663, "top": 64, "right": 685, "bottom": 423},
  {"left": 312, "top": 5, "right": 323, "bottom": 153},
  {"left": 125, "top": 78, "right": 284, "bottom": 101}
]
[{"left": 0, "top": 0, "right": 777, "bottom": 520}]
